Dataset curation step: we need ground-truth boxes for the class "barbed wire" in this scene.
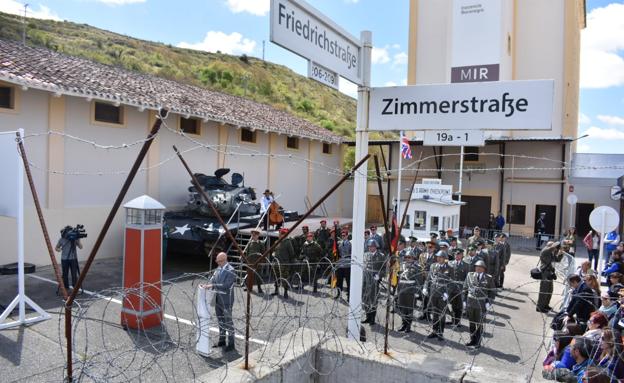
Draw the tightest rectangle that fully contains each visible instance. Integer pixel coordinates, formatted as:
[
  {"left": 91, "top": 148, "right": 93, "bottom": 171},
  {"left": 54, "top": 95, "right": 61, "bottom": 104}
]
[{"left": 31, "top": 245, "right": 605, "bottom": 383}]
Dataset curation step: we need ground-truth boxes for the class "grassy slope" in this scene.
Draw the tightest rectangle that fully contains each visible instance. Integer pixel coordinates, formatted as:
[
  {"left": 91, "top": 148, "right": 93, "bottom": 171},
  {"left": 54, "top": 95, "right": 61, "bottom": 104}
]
[{"left": 0, "top": 11, "right": 391, "bottom": 141}]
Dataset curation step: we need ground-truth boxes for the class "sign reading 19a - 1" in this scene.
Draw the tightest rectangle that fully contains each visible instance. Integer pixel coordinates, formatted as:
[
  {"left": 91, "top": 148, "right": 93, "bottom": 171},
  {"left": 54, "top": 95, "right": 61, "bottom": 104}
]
[{"left": 270, "top": 0, "right": 362, "bottom": 85}]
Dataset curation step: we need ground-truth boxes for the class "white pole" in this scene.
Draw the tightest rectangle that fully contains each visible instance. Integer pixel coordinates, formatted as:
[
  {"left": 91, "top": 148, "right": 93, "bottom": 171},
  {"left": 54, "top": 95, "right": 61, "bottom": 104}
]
[
  {"left": 458, "top": 146, "right": 464, "bottom": 202},
  {"left": 17, "top": 128, "right": 25, "bottom": 322},
  {"left": 396, "top": 131, "right": 404, "bottom": 223},
  {"left": 598, "top": 210, "right": 606, "bottom": 272},
  {"left": 348, "top": 30, "right": 372, "bottom": 341}
]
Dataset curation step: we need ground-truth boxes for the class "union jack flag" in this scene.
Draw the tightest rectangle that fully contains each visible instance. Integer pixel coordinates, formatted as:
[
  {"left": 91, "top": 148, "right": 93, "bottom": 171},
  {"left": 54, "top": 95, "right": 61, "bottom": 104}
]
[{"left": 400, "top": 136, "right": 412, "bottom": 159}]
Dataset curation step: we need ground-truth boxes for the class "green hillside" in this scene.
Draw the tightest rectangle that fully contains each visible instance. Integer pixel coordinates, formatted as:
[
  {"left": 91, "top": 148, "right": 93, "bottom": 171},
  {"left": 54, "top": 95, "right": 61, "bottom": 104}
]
[{"left": 0, "top": 11, "right": 397, "bottom": 143}]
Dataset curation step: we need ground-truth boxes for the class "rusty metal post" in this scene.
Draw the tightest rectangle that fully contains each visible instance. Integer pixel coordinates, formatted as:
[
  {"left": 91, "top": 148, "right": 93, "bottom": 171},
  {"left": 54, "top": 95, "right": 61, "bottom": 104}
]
[
  {"left": 16, "top": 132, "right": 68, "bottom": 299},
  {"left": 399, "top": 151, "right": 424, "bottom": 231},
  {"left": 66, "top": 109, "right": 166, "bottom": 306},
  {"left": 241, "top": 153, "right": 370, "bottom": 369},
  {"left": 62, "top": 109, "right": 166, "bottom": 381},
  {"left": 372, "top": 156, "right": 393, "bottom": 355},
  {"left": 172, "top": 145, "right": 247, "bottom": 263}
]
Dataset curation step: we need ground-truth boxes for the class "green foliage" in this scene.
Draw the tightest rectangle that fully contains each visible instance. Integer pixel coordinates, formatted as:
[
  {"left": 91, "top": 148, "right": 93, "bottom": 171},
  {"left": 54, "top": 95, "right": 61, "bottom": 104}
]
[{"left": 0, "top": 10, "right": 366, "bottom": 147}]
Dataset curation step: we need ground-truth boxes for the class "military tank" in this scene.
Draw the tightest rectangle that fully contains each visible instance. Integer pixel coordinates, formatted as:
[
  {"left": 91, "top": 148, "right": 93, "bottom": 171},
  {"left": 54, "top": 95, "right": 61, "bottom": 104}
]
[{"left": 164, "top": 168, "right": 261, "bottom": 260}]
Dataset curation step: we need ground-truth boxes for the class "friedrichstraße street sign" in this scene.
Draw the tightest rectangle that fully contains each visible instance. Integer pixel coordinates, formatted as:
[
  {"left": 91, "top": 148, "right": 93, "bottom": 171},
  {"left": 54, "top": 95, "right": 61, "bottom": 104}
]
[
  {"left": 368, "top": 79, "right": 554, "bottom": 131},
  {"left": 270, "top": 0, "right": 362, "bottom": 85},
  {"left": 424, "top": 130, "right": 484, "bottom": 146},
  {"left": 308, "top": 61, "right": 339, "bottom": 90}
]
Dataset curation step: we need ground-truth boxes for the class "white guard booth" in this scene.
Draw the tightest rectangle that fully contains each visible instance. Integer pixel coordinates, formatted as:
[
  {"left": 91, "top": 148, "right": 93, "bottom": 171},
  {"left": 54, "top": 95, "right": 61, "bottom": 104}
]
[
  {"left": 196, "top": 285, "right": 215, "bottom": 356},
  {"left": 399, "top": 179, "right": 465, "bottom": 241}
]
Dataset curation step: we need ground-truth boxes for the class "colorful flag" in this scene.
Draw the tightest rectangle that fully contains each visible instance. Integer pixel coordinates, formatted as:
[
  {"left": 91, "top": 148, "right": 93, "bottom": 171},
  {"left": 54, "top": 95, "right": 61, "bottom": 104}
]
[
  {"left": 330, "top": 224, "right": 339, "bottom": 289},
  {"left": 400, "top": 136, "right": 412, "bottom": 160}
]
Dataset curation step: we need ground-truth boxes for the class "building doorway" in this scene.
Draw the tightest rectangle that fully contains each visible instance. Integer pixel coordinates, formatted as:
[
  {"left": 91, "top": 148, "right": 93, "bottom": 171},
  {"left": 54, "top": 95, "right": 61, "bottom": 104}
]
[
  {"left": 460, "top": 195, "right": 492, "bottom": 229},
  {"left": 575, "top": 203, "right": 594, "bottom": 237},
  {"left": 534, "top": 204, "right": 556, "bottom": 236}
]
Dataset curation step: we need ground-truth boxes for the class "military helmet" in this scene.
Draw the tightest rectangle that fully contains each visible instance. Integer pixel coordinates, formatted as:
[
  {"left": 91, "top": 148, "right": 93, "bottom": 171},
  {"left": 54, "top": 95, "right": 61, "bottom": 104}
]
[
  {"left": 366, "top": 238, "right": 379, "bottom": 248},
  {"left": 474, "top": 260, "right": 487, "bottom": 269}
]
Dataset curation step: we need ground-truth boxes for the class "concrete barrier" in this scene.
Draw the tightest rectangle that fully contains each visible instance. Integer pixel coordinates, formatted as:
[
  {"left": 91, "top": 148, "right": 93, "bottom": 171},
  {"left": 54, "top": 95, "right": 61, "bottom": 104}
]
[{"left": 195, "top": 328, "right": 527, "bottom": 383}]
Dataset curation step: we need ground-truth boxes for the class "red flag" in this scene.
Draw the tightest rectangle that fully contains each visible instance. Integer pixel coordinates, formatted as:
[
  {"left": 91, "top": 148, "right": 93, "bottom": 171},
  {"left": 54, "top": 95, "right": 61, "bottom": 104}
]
[{"left": 390, "top": 209, "right": 399, "bottom": 253}]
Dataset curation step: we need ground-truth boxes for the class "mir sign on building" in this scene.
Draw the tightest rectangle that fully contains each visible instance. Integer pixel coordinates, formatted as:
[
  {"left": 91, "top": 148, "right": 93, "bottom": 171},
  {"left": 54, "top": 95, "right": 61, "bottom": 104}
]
[{"left": 450, "top": 0, "right": 513, "bottom": 83}]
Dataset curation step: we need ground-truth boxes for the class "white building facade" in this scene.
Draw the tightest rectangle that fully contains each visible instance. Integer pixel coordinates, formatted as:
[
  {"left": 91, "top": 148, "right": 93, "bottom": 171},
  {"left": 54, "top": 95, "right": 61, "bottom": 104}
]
[{"left": 0, "top": 40, "right": 346, "bottom": 266}]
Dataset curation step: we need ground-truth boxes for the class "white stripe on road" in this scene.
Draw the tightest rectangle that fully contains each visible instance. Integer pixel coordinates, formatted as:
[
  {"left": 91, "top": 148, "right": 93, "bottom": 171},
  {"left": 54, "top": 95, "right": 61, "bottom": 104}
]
[{"left": 28, "top": 274, "right": 267, "bottom": 345}]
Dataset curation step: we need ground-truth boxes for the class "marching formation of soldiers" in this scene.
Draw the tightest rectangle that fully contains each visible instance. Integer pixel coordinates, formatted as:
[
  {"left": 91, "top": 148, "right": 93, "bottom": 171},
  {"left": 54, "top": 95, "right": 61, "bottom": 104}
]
[{"left": 242, "top": 221, "right": 511, "bottom": 349}]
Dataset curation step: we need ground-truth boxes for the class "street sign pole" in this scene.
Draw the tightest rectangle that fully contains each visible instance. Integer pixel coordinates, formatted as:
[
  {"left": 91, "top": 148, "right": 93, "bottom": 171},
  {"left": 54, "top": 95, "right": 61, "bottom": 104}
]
[
  {"left": 458, "top": 146, "right": 464, "bottom": 202},
  {"left": 599, "top": 210, "right": 606, "bottom": 271},
  {"left": 348, "top": 30, "right": 371, "bottom": 341}
]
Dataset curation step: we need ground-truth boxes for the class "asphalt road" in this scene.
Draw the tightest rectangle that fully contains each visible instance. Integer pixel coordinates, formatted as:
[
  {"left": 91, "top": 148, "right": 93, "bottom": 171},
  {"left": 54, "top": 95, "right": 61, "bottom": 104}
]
[{"left": 0, "top": 249, "right": 566, "bottom": 382}]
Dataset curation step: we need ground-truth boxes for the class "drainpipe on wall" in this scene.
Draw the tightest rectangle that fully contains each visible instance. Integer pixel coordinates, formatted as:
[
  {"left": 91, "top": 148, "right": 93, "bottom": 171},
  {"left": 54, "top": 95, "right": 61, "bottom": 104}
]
[
  {"left": 559, "top": 142, "right": 566, "bottom": 236},
  {"left": 499, "top": 143, "right": 505, "bottom": 214}
]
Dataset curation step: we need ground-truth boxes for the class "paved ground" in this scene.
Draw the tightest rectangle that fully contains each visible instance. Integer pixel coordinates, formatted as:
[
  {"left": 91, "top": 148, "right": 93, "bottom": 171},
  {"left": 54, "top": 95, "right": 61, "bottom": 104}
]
[{"left": 0, "top": 248, "right": 569, "bottom": 382}]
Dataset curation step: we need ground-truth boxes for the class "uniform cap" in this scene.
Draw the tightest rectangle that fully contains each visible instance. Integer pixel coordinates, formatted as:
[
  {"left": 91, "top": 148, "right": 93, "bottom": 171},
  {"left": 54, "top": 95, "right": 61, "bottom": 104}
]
[
  {"left": 467, "top": 245, "right": 477, "bottom": 252},
  {"left": 435, "top": 250, "right": 448, "bottom": 259},
  {"left": 251, "top": 229, "right": 260, "bottom": 234},
  {"left": 448, "top": 236, "right": 457, "bottom": 242},
  {"left": 366, "top": 238, "right": 379, "bottom": 248},
  {"left": 320, "top": 219, "right": 327, "bottom": 224},
  {"left": 438, "top": 241, "right": 450, "bottom": 248},
  {"left": 279, "top": 228, "right": 289, "bottom": 234},
  {"left": 430, "top": 232, "right": 439, "bottom": 238},
  {"left": 453, "top": 248, "right": 465, "bottom": 254},
  {"left": 473, "top": 226, "right": 480, "bottom": 230},
  {"left": 474, "top": 260, "right": 487, "bottom": 269},
  {"left": 495, "top": 232, "right": 508, "bottom": 238},
  {"left": 263, "top": 189, "right": 271, "bottom": 194},
  {"left": 302, "top": 225, "right": 309, "bottom": 229}
]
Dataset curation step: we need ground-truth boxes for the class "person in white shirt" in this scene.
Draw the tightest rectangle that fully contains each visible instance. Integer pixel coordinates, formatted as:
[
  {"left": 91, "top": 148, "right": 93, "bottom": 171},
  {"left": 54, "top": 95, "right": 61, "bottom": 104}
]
[{"left": 260, "top": 189, "right": 274, "bottom": 230}]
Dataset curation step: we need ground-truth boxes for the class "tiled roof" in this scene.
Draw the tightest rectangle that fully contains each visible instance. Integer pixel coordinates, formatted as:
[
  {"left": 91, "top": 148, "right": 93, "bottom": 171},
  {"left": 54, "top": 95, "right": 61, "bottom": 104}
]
[{"left": 0, "top": 39, "right": 342, "bottom": 144}]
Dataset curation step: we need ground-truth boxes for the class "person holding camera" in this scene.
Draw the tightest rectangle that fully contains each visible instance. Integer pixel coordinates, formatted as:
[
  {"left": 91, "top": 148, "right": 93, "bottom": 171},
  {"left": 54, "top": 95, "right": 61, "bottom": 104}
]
[
  {"left": 536, "top": 241, "right": 565, "bottom": 313},
  {"left": 55, "top": 225, "right": 84, "bottom": 290}
]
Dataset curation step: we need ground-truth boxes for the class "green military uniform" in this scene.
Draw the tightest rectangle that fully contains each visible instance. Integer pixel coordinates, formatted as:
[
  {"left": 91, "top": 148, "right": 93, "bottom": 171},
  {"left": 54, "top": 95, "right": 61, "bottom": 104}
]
[
  {"left": 463, "top": 268, "right": 496, "bottom": 347},
  {"left": 495, "top": 237, "right": 512, "bottom": 288},
  {"left": 300, "top": 239, "right": 323, "bottom": 292},
  {"left": 482, "top": 246, "right": 500, "bottom": 287},
  {"left": 315, "top": 226, "right": 332, "bottom": 258},
  {"left": 425, "top": 254, "right": 452, "bottom": 338},
  {"left": 273, "top": 237, "right": 295, "bottom": 298},
  {"left": 536, "top": 244, "right": 564, "bottom": 311},
  {"left": 361, "top": 248, "right": 387, "bottom": 325},
  {"left": 245, "top": 238, "right": 266, "bottom": 292}
]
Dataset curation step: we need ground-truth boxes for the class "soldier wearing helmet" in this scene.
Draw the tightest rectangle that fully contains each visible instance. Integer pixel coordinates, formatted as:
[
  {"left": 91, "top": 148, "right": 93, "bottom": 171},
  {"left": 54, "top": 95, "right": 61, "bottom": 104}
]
[
  {"left": 361, "top": 238, "right": 387, "bottom": 325},
  {"left": 462, "top": 258, "right": 496, "bottom": 348},
  {"left": 423, "top": 250, "right": 452, "bottom": 340}
]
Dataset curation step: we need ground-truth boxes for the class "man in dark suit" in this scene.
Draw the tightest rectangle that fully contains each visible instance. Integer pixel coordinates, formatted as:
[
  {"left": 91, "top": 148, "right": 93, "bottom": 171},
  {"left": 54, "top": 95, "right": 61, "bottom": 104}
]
[
  {"left": 563, "top": 274, "right": 597, "bottom": 327},
  {"left": 202, "top": 252, "right": 236, "bottom": 352}
]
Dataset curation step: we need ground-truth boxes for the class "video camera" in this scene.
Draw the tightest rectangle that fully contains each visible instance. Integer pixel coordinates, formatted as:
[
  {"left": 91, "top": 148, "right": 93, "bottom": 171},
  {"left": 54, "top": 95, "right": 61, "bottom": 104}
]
[{"left": 61, "top": 224, "right": 87, "bottom": 241}]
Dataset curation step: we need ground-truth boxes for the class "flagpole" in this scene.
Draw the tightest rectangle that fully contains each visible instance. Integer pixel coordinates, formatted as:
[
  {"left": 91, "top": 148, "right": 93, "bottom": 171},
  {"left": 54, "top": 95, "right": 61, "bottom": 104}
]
[{"left": 396, "top": 131, "right": 403, "bottom": 233}]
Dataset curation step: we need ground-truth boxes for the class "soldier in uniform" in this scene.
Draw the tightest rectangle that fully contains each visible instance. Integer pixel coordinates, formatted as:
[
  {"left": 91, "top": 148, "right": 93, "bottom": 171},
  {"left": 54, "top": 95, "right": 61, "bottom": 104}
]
[
  {"left": 361, "top": 239, "right": 387, "bottom": 325},
  {"left": 299, "top": 231, "right": 323, "bottom": 293},
  {"left": 495, "top": 233, "right": 512, "bottom": 288},
  {"left": 335, "top": 229, "right": 352, "bottom": 300},
  {"left": 464, "top": 245, "right": 481, "bottom": 273},
  {"left": 448, "top": 248, "right": 469, "bottom": 327},
  {"left": 293, "top": 225, "right": 310, "bottom": 260},
  {"left": 468, "top": 226, "right": 483, "bottom": 247},
  {"left": 244, "top": 229, "right": 265, "bottom": 293},
  {"left": 418, "top": 240, "right": 438, "bottom": 320},
  {"left": 463, "top": 260, "right": 496, "bottom": 348},
  {"left": 370, "top": 225, "right": 384, "bottom": 251},
  {"left": 536, "top": 241, "right": 564, "bottom": 312},
  {"left": 315, "top": 219, "right": 332, "bottom": 257},
  {"left": 483, "top": 240, "right": 501, "bottom": 289},
  {"left": 397, "top": 251, "right": 419, "bottom": 333},
  {"left": 272, "top": 228, "right": 295, "bottom": 299},
  {"left": 424, "top": 250, "right": 452, "bottom": 339}
]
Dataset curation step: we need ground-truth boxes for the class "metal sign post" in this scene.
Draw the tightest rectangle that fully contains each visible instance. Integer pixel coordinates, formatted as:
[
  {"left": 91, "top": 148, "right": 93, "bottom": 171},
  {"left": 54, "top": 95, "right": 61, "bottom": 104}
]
[
  {"left": 348, "top": 31, "right": 371, "bottom": 341},
  {"left": 589, "top": 206, "right": 619, "bottom": 272}
]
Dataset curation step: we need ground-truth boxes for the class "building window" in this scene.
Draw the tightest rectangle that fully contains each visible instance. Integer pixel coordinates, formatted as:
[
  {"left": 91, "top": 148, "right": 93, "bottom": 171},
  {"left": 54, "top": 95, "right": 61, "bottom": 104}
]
[
  {"left": 94, "top": 102, "right": 123, "bottom": 125},
  {"left": 286, "top": 136, "right": 299, "bottom": 149},
  {"left": 464, "top": 146, "right": 479, "bottom": 162},
  {"left": 0, "top": 85, "right": 14, "bottom": 109},
  {"left": 180, "top": 117, "right": 200, "bottom": 135},
  {"left": 506, "top": 204, "right": 526, "bottom": 225},
  {"left": 430, "top": 216, "right": 439, "bottom": 232},
  {"left": 322, "top": 143, "right": 332, "bottom": 154},
  {"left": 414, "top": 210, "right": 426, "bottom": 229},
  {"left": 241, "top": 128, "right": 256, "bottom": 143}
]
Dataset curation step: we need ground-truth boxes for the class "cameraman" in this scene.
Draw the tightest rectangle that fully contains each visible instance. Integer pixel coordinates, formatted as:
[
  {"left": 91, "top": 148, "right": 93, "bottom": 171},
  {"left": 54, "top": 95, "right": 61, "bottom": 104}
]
[{"left": 55, "top": 226, "right": 83, "bottom": 290}]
